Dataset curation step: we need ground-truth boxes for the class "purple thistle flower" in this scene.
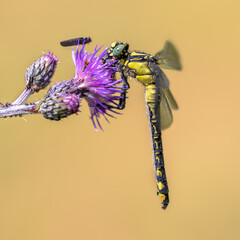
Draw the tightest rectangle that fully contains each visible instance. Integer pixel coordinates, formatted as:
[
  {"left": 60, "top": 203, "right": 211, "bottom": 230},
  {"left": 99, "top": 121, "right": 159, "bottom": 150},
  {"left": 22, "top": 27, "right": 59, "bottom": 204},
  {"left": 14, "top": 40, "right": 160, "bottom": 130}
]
[
  {"left": 48, "top": 43, "right": 123, "bottom": 130},
  {"left": 72, "top": 44, "right": 123, "bottom": 130}
]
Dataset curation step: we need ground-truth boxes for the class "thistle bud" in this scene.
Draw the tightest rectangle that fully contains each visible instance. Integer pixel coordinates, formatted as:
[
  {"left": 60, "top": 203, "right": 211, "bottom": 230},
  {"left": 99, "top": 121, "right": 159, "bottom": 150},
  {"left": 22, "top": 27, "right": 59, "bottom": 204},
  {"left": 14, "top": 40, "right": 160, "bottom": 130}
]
[
  {"left": 25, "top": 52, "right": 58, "bottom": 92},
  {"left": 39, "top": 93, "right": 80, "bottom": 121}
]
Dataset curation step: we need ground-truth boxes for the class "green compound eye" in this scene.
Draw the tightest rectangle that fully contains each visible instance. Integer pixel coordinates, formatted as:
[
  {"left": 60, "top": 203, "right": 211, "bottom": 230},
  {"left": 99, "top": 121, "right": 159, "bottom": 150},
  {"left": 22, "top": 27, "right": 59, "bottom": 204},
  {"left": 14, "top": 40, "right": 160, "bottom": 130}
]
[{"left": 113, "top": 44, "right": 125, "bottom": 57}]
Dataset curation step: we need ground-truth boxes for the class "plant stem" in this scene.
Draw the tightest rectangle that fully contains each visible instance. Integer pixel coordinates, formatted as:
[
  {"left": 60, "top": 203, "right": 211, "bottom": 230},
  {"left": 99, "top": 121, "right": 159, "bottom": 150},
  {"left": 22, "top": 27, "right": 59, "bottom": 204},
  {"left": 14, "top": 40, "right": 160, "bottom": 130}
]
[
  {"left": 0, "top": 102, "right": 39, "bottom": 118},
  {"left": 12, "top": 87, "right": 33, "bottom": 105}
]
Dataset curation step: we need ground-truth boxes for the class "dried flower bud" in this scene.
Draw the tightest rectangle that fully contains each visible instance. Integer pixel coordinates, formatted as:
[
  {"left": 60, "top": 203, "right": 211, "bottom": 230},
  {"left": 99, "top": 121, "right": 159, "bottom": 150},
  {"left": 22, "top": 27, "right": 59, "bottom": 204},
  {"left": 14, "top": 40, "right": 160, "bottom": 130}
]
[
  {"left": 25, "top": 52, "right": 58, "bottom": 92},
  {"left": 39, "top": 93, "right": 80, "bottom": 120}
]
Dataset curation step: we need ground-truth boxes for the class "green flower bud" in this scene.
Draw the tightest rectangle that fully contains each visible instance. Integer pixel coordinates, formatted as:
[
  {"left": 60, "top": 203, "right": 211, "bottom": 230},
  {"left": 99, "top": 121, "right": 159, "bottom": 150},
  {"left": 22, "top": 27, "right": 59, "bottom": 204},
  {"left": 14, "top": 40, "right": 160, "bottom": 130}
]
[
  {"left": 25, "top": 52, "right": 58, "bottom": 92},
  {"left": 39, "top": 93, "right": 80, "bottom": 121}
]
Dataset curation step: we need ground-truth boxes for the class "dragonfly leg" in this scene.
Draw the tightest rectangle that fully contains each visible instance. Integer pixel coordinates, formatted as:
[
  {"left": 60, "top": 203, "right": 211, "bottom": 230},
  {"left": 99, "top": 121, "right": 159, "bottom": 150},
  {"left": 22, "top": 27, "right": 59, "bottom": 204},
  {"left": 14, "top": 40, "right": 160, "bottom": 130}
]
[
  {"left": 106, "top": 70, "right": 129, "bottom": 110},
  {"left": 118, "top": 70, "right": 129, "bottom": 110}
]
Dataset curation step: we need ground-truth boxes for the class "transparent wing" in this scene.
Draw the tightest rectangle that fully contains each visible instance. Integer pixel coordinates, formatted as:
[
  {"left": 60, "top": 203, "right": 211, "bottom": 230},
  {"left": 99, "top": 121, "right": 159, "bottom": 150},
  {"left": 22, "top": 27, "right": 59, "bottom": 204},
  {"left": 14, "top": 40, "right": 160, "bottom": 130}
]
[
  {"left": 149, "top": 62, "right": 169, "bottom": 88},
  {"left": 149, "top": 63, "right": 178, "bottom": 130},
  {"left": 159, "top": 90, "right": 173, "bottom": 130},
  {"left": 162, "top": 88, "right": 178, "bottom": 110},
  {"left": 155, "top": 41, "right": 182, "bottom": 71}
]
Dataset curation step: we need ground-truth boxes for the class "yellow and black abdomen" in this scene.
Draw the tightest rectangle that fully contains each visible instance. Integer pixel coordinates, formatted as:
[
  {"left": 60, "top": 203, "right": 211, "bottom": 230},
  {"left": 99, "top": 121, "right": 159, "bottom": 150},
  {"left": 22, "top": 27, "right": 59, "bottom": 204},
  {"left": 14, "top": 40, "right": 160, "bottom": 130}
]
[
  {"left": 123, "top": 51, "right": 170, "bottom": 209},
  {"left": 145, "top": 84, "right": 169, "bottom": 210}
]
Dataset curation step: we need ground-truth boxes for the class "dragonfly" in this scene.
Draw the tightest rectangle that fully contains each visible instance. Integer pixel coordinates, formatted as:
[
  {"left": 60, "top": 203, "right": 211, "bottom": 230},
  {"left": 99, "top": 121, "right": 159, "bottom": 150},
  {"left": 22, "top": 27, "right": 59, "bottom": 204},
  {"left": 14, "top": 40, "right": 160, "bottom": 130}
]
[{"left": 60, "top": 37, "right": 182, "bottom": 210}]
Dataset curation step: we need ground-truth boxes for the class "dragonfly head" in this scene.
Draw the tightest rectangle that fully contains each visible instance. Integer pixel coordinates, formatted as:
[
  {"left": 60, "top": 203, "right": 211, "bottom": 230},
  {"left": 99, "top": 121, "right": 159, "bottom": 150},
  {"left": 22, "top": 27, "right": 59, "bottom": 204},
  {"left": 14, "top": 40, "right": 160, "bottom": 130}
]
[{"left": 109, "top": 42, "right": 129, "bottom": 59}]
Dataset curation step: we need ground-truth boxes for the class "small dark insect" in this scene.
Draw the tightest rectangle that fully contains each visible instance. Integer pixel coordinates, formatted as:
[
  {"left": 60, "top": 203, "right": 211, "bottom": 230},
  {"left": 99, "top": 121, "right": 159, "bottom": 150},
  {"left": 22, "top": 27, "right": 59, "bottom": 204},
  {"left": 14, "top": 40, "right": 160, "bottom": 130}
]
[{"left": 60, "top": 37, "right": 91, "bottom": 47}]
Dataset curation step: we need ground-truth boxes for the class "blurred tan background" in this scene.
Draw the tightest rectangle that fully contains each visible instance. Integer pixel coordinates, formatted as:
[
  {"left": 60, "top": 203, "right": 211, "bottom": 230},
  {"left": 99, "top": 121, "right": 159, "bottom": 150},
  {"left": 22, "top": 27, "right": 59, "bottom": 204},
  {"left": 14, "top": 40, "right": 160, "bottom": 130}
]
[{"left": 0, "top": 0, "right": 240, "bottom": 239}]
